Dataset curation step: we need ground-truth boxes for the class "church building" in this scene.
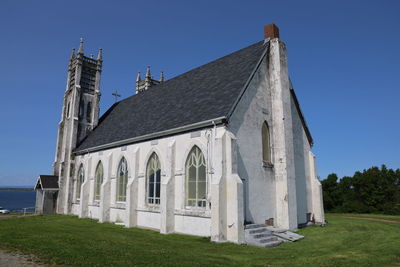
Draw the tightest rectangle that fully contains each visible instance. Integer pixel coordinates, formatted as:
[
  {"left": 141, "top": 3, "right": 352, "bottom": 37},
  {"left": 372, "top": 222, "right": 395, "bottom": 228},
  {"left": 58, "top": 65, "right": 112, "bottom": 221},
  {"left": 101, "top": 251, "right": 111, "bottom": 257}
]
[{"left": 37, "top": 24, "right": 324, "bottom": 246}]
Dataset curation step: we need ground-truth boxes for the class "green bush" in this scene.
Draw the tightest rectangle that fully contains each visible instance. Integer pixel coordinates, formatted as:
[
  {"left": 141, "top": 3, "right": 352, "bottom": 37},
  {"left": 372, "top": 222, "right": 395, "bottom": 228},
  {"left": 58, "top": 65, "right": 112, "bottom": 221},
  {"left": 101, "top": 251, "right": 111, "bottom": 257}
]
[{"left": 322, "top": 165, "right": 400, "bottom": 215}]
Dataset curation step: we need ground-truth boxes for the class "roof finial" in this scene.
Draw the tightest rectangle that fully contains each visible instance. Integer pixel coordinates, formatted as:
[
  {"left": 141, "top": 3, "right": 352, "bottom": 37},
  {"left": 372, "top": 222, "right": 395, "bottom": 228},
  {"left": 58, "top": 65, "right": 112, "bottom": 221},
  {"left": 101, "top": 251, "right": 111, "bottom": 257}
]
[
  {"left": 112, "top": 89, "right": 121, "bottom": 103},
  {"left": 78, "top": 37, "right": 84, "bottom": 54},
  {"left": 97, "top": 48, "right": 103, "bottom": 61},
  {"left": 136, "top": 72, "right": 141, "bottom": 82},
  {"left": 70, "top": 48, "right": 76, "bottom": 59},
  {"left": 145, "top": 65, "right": 151, "bottom": 79},
  {"left": 159, "top": 71, "right": 164, "bottom": 82}
]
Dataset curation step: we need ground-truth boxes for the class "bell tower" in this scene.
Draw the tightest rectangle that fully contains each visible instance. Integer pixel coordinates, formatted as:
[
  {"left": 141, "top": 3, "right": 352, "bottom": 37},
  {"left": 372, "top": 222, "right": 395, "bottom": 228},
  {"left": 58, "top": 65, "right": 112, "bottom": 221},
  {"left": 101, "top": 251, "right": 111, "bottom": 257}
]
[{"left": 53, "top": 39, "right": 102, "bottom": 214}]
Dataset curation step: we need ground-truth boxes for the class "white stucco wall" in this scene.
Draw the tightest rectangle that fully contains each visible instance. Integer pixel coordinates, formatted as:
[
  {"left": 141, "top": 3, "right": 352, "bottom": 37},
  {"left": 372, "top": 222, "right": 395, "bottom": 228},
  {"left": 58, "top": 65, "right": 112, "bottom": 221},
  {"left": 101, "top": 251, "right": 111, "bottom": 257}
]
[
  {"left": 228, "top": 56, "right": 276, "bottom": 224},
  {"left": 68, "top": 125, "right": 247, "bottom": 242},
  {"left": 110, "top": 207, "right": 126, "bottom": 223},
  {"left": 308, "top": 151, "right": 325, "bottom": 223},
  {"left": 136, "top": 211, "right": 161, "bottom": 230},
  {"left": 71, "top": 127, "right": 222, "bottom": 238},
  {"left": 290, "top": 95, "right": 311, "bottom": 225},
  {"left": 227, "top": 39, "right": 322, "bottom": 230},
  {"left": 71, "top": 203, "right": 79, "bottom": 215},
  {"left": 174, "top": 215, "right": 211, "bottom": 236},
  {"left": 35, "top": 190, "right": 43, "bottom": 214},
  {"left": 88, "top": 205, "right": 100, "bottom": 219}
]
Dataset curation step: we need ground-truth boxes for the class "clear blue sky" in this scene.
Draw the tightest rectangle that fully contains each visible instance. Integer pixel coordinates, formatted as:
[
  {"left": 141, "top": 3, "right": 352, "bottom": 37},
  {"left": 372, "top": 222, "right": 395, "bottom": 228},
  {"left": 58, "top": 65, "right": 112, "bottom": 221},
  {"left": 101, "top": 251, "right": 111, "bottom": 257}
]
[{"left": 0, "top": 0, "right": 399, "bottom": 186}]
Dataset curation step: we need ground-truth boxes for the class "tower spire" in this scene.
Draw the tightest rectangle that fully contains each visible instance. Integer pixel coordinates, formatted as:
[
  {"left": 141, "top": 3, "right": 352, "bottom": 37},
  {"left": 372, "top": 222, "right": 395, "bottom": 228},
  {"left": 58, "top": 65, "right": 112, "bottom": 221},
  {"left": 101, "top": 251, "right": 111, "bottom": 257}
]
[
  {"left": 136, "top": 66, "right": 164, "bottom": 94},
  {"left": 78, "top": 38, "right": 84, "bottom": 54},
  {"left": 55, "top": 38, "right": 103, "bottom": 214},
  {"left": 97, "top": 48, "right": 103, "bottom": 61},
  {"left": 70, "top": 48, "right": 76, "bottom": 60},
  {"left": 145, "top": 66, "right": 151, "bottom": 78}
]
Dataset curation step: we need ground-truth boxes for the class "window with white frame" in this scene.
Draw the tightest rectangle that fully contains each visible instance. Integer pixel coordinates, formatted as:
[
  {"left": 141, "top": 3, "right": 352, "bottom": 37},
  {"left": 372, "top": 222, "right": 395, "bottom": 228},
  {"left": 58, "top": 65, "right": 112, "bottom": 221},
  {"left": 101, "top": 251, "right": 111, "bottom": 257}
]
[
  {"left": 185, "top": 146, "right": 207, "bottom": 208},
  {"left": 116, "top": 157, "right": 128, "bottom": 202},
  {"left": 262, "top": 121, "right": 272, "bottom": 164},
  {"left": 76, "top": 164, "right": 84, "bottom": 200},
  {"left": 146, "top": 153, "right": 161, "bottom": 205},
  {"left": 94, "top": 161, "right": 103, "bottom": 201}
]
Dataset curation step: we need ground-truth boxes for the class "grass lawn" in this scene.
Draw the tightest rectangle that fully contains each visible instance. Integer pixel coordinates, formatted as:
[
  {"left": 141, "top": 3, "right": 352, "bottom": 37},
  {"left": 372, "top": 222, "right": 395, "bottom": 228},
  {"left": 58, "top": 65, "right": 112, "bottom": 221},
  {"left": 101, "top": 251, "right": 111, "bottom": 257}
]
[
  {"left": 328, "top": 213, "right": 400, "bottom": 222},
  {"left": 0, "top": 214, "right": 399, "bottom": 266}
]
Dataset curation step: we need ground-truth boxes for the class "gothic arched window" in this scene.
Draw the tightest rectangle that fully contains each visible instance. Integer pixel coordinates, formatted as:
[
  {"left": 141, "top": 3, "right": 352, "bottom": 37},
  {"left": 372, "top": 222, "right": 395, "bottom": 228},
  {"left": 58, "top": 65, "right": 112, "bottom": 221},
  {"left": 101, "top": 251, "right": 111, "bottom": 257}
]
[
  {"left": 262, "top": 121, "right": 272, "bottom": 164},
  {"left": 76, "top": 164, "right": 85, "bottom": 200},
  {"left": 94, "top": 161, "right": 103, "bottom": 201},
  {"left": 86, "top": 102, "right": 92, "bottom": 122},
  {"left": 185, "top": 146, "right": 207, "bottom": 208},
  {"left": 116, "top": 157, "right": 128, "bottom": 202},
  {"left": 146, "top": 153, "right": 161, "bottom": 205}
]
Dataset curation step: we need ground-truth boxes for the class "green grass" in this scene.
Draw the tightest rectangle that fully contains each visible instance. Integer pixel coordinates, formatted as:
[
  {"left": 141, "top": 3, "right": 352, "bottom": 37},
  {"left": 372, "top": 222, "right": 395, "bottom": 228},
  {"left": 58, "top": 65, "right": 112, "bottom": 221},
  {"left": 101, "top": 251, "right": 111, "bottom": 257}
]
[
  {"left": 0, "top": 214, "right": 399, "bottom": 266},
  {"left": 0, "top": 211, "right": 34, "bottom": 216},
  {"left": 328, "top": 213, "right": 400, "bottom": 222}
]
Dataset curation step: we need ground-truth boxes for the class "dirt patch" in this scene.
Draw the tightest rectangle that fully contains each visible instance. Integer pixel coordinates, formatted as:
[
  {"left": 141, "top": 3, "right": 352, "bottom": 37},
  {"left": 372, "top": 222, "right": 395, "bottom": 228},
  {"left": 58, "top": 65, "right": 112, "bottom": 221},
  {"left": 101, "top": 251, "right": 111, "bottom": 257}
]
[
  {"left": 0, "top": 250, "right": 45, "bottom": 266},
  {"left": 331, "top": 215, "right": 400, "bottom": 224}
]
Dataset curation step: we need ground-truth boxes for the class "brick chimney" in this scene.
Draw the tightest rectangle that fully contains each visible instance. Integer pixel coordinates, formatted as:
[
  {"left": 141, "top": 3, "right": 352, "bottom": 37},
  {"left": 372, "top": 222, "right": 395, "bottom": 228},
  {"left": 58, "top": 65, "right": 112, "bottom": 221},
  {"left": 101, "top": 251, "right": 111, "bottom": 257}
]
[{"left": 264, "top": 24, "right": 279, "bottom": 39}]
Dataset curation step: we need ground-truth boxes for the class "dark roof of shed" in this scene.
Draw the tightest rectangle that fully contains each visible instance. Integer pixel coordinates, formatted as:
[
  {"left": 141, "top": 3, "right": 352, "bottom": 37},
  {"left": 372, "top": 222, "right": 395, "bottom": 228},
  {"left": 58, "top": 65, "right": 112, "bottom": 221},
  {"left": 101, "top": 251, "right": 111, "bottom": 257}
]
[
  {"left": 76, "top": 40, "right": 267, "bottom": 151},
  {"left": 35, "top": 175, "right": 59, "bottom": 190}
]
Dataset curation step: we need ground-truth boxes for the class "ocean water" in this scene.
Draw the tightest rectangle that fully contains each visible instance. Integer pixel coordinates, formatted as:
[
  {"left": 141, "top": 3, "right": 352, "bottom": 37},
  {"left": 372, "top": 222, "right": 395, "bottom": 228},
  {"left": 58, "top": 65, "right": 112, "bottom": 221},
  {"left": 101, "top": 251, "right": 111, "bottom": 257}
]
[{"left": 0, "top": 190, "right": 36, "bottom": 211}]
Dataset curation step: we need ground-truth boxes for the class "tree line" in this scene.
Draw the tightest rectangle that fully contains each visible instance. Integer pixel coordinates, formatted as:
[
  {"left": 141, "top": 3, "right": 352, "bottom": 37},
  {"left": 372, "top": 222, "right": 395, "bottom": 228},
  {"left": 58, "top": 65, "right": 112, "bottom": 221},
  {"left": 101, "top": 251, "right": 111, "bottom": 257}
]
[{"left": 321, "top": 165, "right": 400, "bottom": 215}]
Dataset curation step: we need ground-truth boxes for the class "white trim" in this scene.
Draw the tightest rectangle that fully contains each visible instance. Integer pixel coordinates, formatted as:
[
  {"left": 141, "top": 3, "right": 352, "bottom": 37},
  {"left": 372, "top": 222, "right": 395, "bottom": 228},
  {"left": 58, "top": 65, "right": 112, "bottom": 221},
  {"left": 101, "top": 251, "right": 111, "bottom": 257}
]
[
  {"left": 180, "top": 141, "right": 207, "bottom": 172},
  {"left": 175, "top": 209, "right": 210, "bottom": 218},
  {"left": 34, "top": 176, "right": 42, "bottom": 190},
  {"left": 94, "top": 161, "right": 104, "bottom": 202},
  {"left": 184, "top": 146, "right": 209, "bottom": 209},
  {"left": 143, "top": 147, "right": 165, "bottom": 175},
  {"left": 115, "top": 157, "right": 128, "bottom": 202},
  {"left": 76, "top": 164, "right": 85, "bottom": 200},
  {"left": 145, "top": 152, "right": 162, "bottom": 206},
  {"left": 136, "top": 208, "right": 160, "bottom": 213}
]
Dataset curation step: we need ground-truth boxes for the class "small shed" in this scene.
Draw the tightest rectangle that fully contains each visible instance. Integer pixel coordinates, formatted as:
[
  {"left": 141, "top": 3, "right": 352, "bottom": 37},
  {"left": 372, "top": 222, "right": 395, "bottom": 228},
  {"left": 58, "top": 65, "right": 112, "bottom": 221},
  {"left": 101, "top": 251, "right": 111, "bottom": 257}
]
[{"left": 35, "top": 175, "right": 59, "bottom": 214}]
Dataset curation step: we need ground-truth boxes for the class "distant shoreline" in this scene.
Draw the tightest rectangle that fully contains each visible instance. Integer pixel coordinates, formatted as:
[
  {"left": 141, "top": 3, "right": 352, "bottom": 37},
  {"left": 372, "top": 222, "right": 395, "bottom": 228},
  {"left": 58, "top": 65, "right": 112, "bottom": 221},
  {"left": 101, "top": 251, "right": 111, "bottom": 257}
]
[{"left": 0, "top": 188, "right": 34, "bottom": 191}]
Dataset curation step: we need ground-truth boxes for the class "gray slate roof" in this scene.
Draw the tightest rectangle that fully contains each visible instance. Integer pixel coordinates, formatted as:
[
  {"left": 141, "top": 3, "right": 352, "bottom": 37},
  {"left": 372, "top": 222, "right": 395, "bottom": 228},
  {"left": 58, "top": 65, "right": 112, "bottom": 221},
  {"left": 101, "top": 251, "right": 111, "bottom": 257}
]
[
  {"left": 35, "top": 175, "right": 59, "bottom": 190},
  {"left": 76, "top": 41, "right": 267, "bottom": 152}
]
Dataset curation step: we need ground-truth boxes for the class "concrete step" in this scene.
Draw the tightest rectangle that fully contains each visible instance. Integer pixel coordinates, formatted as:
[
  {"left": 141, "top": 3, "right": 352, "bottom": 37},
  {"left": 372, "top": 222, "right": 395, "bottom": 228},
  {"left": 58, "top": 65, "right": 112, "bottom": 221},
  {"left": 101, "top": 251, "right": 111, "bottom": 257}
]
[
  {"left": 259, "top": 236, "right": 278, "bottom": 243},
  {"left": 273, "top": 231, "right": 304, "bottom": 242},
  {"left": 247, "top": 227, "right": 270, "bottom": 235},
  {"left": 263, "top": 240, "right": 283, "bottom": 248},
  {"left": 266, "top": 226, "right": 286, "bottom": 233},
  {"left": 244, "top": 225, "right": 304, "bottom": 248},
  {"left": 253, "top": 232, "right": 273, "bottom": 239},
  {"left": 245, "top": 224, "right": 266, "bottom": 229}
]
